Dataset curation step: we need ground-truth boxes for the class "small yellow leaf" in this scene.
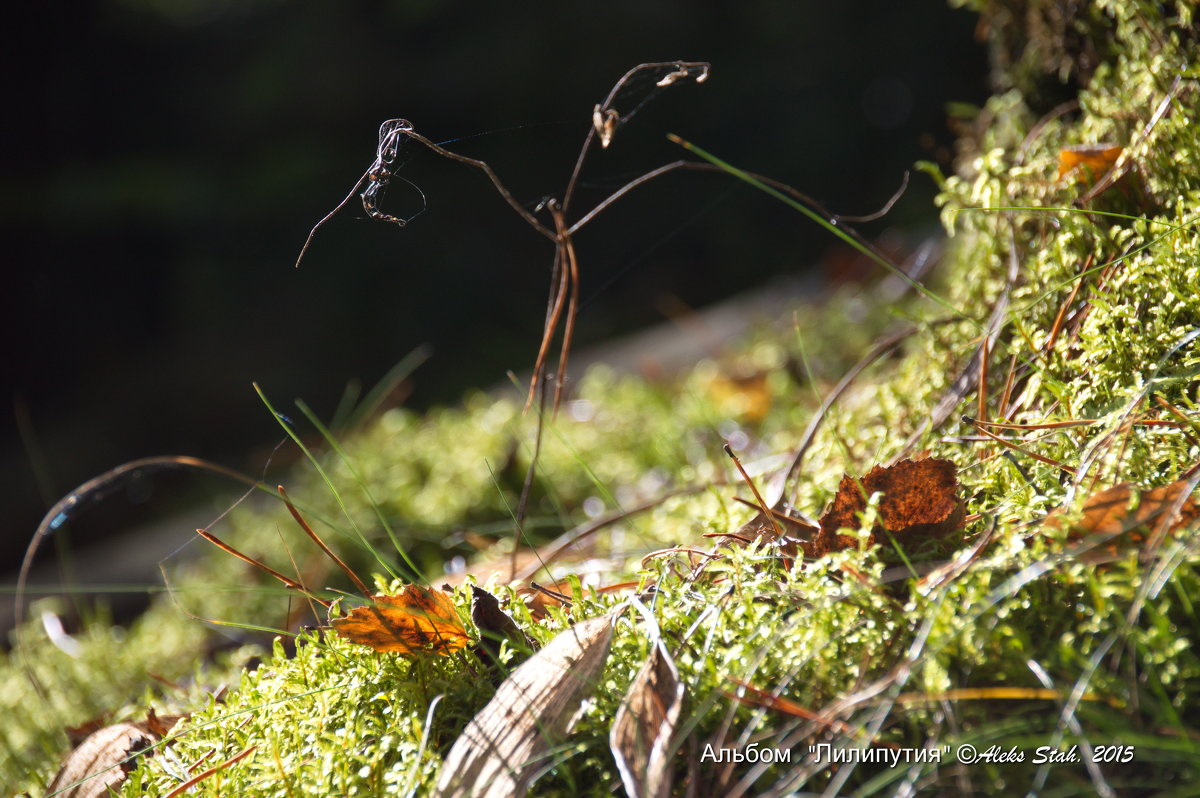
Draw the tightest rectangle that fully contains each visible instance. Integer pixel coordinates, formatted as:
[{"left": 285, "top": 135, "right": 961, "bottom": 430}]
[
  {"left": 332, "top": 585, "right": 472, "bottom": 656},
  {"left": 1057, "top": 144, "right": 1122, "bottom": 183}
]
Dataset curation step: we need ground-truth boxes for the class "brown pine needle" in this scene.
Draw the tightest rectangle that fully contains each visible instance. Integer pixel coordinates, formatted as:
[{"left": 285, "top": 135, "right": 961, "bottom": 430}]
[
  {"left": 277, "top": 485, "right": 372, "bottom": 598},
  {"left": 964, "top": 415, "right": 1180, "bottom": 431},
  {"left": 164, "top": 746, "right": 257, "bottom": 798},
  {"left": 529, "top": 582, "right": 574, "bottom": 606},
  {"left": 726, "top": 679, "right": 859, "bottom": 737},
  {"left": 723, "top": 443, "right": 784, "bottom": 539},
  {"left": 195, "top": 529, "right": 330, "bottom": 608},
  {"left": 978, "top": 333, "right": 990, "bottom": 423},
  {"left": 1153, "top": 395, "right": 1200, "bottom": 447},
  {"left": 1045, "top": 254, "right": 1092, "bottom": 354},
  {"left": 964, "top": 415, "right": 1096, "bottom": 431},
  {"left": 962, "top": 418, "right": 1076, "bottom": 475},
  {"left": 999, "top": 351, "right": 1020, "bottom": 417}
]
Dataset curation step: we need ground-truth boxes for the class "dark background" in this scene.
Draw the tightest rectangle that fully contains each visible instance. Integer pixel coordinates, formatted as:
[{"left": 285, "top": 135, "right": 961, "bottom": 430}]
[{"left": 2, "top": 2, "right": 988, "bottom": 580}]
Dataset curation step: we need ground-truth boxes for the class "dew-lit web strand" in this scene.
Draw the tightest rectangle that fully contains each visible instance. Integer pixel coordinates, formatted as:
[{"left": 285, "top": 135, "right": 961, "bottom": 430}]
[
  {"left": 288, "top": 63, "right": 919, "bottom": 574},
  {"left": 291, "top": 62, "right": 718, "bottom": 418},
  {"left": 17, "top": 455, "right": 271, "bottom": 699},
  {"left": 293, "top": 122, "right": 563, "bottom": 270},
  {"left": 291, "top": 62, "right": 908, "bottom": 416}
]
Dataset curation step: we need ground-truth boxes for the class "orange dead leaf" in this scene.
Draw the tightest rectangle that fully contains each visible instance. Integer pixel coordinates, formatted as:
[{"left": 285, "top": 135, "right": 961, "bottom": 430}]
[
  {"left": 1057, "top": 144, "right": 1123, "bottom": 183},
  {"left": 1043, "top": 478, "right": 1200, "bottom": 559},
  {"left": 814, "top": 458, "right": 965, "bottom": 556},
  {"left": 332, "top": 585, "right": 472, "bottom": 656}
]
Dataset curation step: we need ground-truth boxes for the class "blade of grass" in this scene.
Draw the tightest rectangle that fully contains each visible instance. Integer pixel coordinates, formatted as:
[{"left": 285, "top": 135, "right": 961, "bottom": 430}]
[
  {"left": 667, "top": 134, "right": 965, "bottom": 319},
  {"left": 293, "top": 398, "right": 422, "bottom": 581},
  {"left": 253, "top": 383, "right": 412, "bottom": 583}
]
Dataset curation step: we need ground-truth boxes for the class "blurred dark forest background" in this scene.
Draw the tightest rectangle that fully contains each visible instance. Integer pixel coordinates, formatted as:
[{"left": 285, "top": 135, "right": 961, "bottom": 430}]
[{"left": 2, "top": 1, "right": 989, "bottom": 581}]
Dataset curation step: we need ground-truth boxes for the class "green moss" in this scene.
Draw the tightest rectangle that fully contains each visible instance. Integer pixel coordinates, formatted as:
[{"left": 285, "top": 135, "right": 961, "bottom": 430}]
[{"left": 6, "top": 1, "right": 1200, "bottom": 794}]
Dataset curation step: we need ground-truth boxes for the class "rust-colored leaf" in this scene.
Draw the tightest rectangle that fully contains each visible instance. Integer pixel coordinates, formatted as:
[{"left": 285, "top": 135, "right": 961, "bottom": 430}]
[
  {"left": 610, "top": 639, "right": 685, "bottom": 798},
  {"left": 332, "top": 585, "right": 472, "bottom": 655},
  {"left": 1057, "top": 144, "right": 1123, "bottom": 183},
  {"left": 49, "top": 710, "right": 182, "bottom": 798},
  {"left": 434, "top": 613, "right": 617, "bottom": 797},
  {"left": 814, "top": 458, "right": 965, "bottom": 556},
  {"left": 1044, "top": 479, "right": 1199, "bottom": 559}
]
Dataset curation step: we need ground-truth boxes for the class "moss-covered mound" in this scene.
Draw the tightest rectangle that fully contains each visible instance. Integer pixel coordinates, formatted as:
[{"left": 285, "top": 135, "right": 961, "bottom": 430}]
[{"left": 6, "top": 2, "right": 1200, "bottom": 795}]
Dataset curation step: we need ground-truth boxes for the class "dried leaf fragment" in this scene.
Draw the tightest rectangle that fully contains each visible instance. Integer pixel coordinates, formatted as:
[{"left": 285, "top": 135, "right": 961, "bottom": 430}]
[
  {"left": 49, "top": 711, "right": 181, "bottom": 798},
  {"left": 717, "top": 501, "right": 818, "bottom": 564},
  {"left": 1044, "top": 478, "right": 1200, "bottom": 559},
  {"left": 610, "top": 639, "right": 685, "bottom": 798},
  {"left": 332, "top": 585, "right": 471, "bottom": 655},
  {"left": 815, "top": 458, "right": 964, "bottom": 556},
  {"left": 470, "top": 584, "right": 535, "bottom": 669},
  {"left": 435, "top": 613, "right": 617, "bottom": 798},
  {"left": 1057, "top": 144, "right": 1123, "bottom": 183}
]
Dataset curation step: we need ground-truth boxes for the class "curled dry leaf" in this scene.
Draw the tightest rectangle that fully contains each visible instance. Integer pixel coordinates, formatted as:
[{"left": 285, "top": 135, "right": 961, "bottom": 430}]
[
  {"left": 469, "top": 584, "right": 535, "bottom": 670},
  {"left": 435, "top": 613, "right": 617, "bottom": 798},
  {"left": 610, "top": 639, "right": 685, "bottom": 798},
  {"left": 814, "top": 458, "right": 965, "bottom": 557},
  {"left": 49, "top": 711, "right": 182, "bottom": 798},
  {"left": 716, "top": 500, "right": 819, "bottom": 568},
  {"left": 516, "top": 578, "right": 640, "bottom": 621},
  {"left": 331, "top": 585, "right": 471, "bottom": 656}
]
